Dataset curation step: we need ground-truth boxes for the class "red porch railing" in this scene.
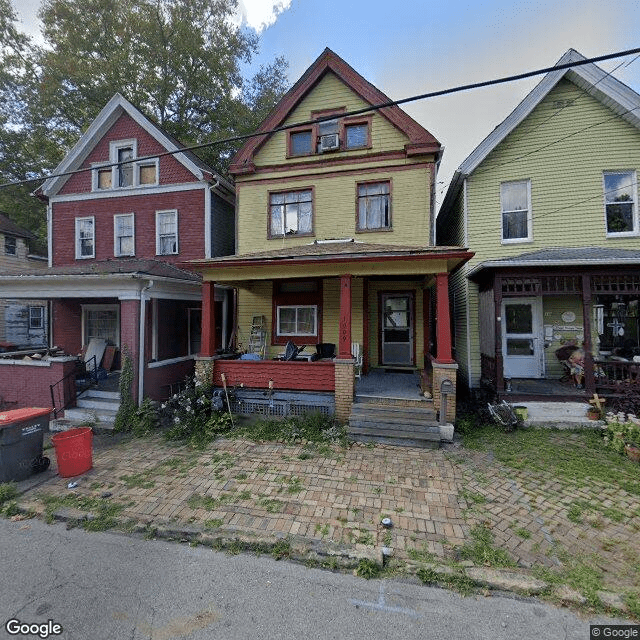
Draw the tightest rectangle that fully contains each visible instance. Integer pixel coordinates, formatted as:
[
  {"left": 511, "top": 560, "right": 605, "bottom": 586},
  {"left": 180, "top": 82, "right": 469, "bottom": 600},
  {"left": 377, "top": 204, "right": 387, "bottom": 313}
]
[
  {"left": 595, "top": 359, "right": 640, "bottom": 395},
  {"left": 213, "top": 360, "right": 335, "bottom": 391}
]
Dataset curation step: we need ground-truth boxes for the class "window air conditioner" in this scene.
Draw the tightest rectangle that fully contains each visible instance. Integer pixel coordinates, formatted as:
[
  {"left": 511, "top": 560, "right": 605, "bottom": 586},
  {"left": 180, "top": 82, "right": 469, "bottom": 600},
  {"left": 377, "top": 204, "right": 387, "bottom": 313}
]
[{"left": 319, "top": 133, "right": 339, "bottom": 152}]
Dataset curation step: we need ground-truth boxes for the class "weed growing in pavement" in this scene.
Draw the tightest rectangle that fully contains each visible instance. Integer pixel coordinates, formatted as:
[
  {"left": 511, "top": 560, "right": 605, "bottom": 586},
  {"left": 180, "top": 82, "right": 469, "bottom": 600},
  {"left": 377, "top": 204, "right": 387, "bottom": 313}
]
[
  {"left": 355, "top": 558, "right": 382, "bottom": 579},
  {"left": 407, "top": 543, "right": 436, "bottom": 563},
  {"left": 315, "top": 523, "right": 330, "bottom": 537},
  {"left": 513, "top": 526, "right": 532, "bottom": 539},
  {"left": 204, "top": 518, "right": 224, "bottom": 530},
  {"left": 459, "top": 488, "right": 487, "bottom": 505},
  {"left": 39, "top": 494, "right": 126, "bottom": 532},
  {"left": 416, "top": 567, "right": 476, "bottom": 596},
  {"left": 0, "top": 482, "right": 18, "bottom": 506},
  {"left": 459, "top": 524, "right": 516, "bottom": 568},
  {"left": 119, "top": 472, "right": 156, "bottom": 489},
  {"left": 257, "top": 497, "right": 283, "bottom": 513},
  {"left": 271, "top": 540, "right": 291, "bottom": 560},
  {"left": 625, "top": 592, "right": 640, "bottom": 620}
]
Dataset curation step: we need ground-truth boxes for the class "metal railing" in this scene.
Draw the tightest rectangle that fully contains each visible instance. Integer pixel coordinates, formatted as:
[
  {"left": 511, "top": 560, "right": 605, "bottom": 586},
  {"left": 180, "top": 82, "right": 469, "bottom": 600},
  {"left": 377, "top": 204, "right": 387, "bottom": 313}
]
[{"left": 49, "top": 355, "right": 98, "bottom": 418}]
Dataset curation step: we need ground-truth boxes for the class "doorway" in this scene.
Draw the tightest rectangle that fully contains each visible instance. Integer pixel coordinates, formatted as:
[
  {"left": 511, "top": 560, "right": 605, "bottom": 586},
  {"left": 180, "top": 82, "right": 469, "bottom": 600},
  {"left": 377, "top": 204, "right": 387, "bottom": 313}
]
[{"left": 502, "top": 298, "right": 543, "bottom": 378}]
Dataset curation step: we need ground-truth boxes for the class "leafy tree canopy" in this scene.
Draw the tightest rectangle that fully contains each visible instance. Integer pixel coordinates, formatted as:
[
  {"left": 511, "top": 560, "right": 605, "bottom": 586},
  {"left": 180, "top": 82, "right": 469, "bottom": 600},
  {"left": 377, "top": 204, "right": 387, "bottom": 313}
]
[{"left": 0, "top": 0, "right": 289, "bottom": 246}]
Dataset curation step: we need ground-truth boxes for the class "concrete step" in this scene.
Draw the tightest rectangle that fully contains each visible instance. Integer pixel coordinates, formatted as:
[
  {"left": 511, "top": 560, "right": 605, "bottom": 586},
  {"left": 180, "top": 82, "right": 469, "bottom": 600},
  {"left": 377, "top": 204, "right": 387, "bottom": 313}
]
[
  {"left": 356, "top": 394, "right": 432, "bottom": 408},
  {"left": 79, "top": 389, "right": 120, "bottom": 401},
  {"left": 349, "top": 417, "right": 441, "bottom": 433},
  {"left": 350, "top": 403, "right": 437, "bottom": 421},
  {"left": 63, "top": 407, "right": 118, "bottom": 424},
  {"left": 49, "top": 418, "right": 115, "bottom": 434},
  {"left": 349, "top": 432, "right": 440, "bottom": 449},
  {"left": 76, "top": 397, "right": 120, "bottom": 412}
]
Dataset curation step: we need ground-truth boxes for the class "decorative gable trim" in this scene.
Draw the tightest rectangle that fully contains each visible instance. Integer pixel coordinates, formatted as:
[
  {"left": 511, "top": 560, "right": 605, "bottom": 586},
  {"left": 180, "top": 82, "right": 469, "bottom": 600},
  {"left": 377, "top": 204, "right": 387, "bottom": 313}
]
[
  {"left": 229, "top": 48, "right": 441, "bottom": 174},
  {"left": 37, "top": 93, "right": 224, "bottom": 198}
]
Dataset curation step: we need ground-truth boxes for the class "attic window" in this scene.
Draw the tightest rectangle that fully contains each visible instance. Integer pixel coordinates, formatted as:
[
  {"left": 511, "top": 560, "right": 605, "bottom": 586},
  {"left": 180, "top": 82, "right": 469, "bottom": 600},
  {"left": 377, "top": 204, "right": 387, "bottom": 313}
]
[
  {"left": 92, "top": 139, "right": 158, "bottom": 191},
  {"left": 289, "top": 129, "right": 313, "bottom": 156}
]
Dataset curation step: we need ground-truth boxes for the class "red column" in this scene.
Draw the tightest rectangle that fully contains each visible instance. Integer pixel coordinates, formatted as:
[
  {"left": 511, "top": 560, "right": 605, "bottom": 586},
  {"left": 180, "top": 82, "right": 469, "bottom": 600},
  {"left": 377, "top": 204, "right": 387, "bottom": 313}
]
[
  {"left": 338, "top": 274, "right": 352, "bottom": 359},
  {"left": 200, "top": 281, "right": 217, "bottom": 357},
  {"left": 435, "top": 272, "right": 454, "bottom": 364}
]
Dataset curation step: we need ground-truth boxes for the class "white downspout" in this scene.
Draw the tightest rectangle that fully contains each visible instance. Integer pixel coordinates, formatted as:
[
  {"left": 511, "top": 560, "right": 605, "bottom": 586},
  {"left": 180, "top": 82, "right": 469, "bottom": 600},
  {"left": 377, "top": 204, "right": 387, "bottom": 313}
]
[{"left": 138, "top": 280, "right": 153, "bottom": 405}]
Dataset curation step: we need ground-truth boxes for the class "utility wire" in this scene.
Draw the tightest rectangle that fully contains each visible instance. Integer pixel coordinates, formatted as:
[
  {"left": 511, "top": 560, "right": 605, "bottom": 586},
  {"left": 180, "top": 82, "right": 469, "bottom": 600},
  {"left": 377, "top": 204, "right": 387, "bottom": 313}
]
[{"left": 1, "top": 46, "right": 640, "bottom": 191}]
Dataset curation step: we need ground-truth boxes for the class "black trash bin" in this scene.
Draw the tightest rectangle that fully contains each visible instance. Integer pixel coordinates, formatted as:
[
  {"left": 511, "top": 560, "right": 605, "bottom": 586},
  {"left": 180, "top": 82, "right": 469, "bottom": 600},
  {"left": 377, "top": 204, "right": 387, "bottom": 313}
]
[{"left": 0, "top": 407, "right": 51, "bottom": 482}]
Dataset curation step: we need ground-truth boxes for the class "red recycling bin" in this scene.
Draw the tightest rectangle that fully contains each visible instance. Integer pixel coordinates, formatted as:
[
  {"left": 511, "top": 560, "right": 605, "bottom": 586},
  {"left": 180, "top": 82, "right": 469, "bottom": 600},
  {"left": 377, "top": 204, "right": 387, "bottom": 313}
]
[{"left": 51, "top": 427, "right": 93, "bottom": 477}]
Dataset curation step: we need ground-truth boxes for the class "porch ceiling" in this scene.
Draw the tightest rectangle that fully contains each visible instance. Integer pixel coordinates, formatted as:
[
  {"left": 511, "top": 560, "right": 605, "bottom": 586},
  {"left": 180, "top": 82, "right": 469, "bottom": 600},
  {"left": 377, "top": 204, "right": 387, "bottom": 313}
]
[{"left": 188, "top": 242, "right": 472, "bottom": 283}]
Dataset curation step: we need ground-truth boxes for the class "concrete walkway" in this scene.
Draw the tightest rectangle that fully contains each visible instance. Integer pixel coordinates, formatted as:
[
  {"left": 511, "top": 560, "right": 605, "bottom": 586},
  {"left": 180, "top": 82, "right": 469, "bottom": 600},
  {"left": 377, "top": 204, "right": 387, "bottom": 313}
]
[{"left": 13, "top": 430, "right": 640, "bottom": 616}]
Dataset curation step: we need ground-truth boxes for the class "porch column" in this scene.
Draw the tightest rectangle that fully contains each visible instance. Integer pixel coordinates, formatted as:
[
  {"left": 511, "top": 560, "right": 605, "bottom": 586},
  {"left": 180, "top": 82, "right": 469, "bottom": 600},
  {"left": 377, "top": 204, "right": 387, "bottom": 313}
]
[
  {"left": 338, "top": 274, "right": 352, "bottom": 359},
  {"left": 200, "top": 281, "right": 217, "bottom": 357},
  {"left": 435, "top": 272, "right": 454, "bottom": 364},
  {"left": 582, "top": 274, "right": 595, "bottom": 394},
  {"left": 335, "top": 274, "right": 355, "bottom": 423},
  {"left": 495, "top": 276, "right": 504, "bottom": 392},
  {"left": 120, "top": 299, "right": 140, "bottom": 404}
]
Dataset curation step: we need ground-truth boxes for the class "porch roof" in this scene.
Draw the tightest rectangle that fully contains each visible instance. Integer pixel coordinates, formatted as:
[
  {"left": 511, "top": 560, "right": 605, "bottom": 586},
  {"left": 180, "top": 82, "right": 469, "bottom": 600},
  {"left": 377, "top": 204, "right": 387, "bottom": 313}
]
[
  {"left": 468, "top": 247, "right": 640, "bottom": 281},
  {"left": 188, "top": 240, "right": 473, "bottom": 282},
  {"left": 0, "top": 258, "right": 202, "bottom": 300}
]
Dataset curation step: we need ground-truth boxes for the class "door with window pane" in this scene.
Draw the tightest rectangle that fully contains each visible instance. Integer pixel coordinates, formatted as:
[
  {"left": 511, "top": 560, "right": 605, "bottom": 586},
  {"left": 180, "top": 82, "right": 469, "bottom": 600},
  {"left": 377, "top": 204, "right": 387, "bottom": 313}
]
[
  {"left": 502, "top": 298, "right": 543, "bottom": 378},
  {"left": 381, "top": 293, "right": 414, "bottom": 366},
  {"left": 83, "top": 306, "right": 119, "bottom": 347}
]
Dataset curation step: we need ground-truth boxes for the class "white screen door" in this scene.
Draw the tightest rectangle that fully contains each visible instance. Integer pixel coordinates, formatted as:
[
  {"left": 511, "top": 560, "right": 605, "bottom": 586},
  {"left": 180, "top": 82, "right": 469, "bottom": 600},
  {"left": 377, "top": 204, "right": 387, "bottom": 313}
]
[{"left": 502, "top": 298, "right": 543, "bottom": 378}]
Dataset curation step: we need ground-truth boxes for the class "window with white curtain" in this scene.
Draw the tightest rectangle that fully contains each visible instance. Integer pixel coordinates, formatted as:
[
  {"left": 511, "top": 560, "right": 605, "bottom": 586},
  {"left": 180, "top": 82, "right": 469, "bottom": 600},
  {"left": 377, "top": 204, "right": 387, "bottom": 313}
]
[
  {"left": 75, "top": 216, "right": 95, "bottom": 259},
  {"left": 269, "top": 190, "right": 313, "bottom": 237},
  {"left": 357, "top": 181, "right": 390, "bottom": 230},
  {"left": 156, "top": 210, "right": 178, "bottom": 255},
  {"left": 501, "top": 180, "right": 531, "bottom": 242},
  {"left": 114, "top": 213, "right": 135, "bottom": 257}
]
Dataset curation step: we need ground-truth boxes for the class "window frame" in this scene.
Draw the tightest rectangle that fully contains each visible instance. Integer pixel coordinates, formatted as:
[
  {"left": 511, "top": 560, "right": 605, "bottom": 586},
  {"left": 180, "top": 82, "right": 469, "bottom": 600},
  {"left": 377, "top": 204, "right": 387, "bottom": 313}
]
[
  {"left": 267, "top": 187, "right": 315, "bottom": 239},
  {"left": 113, "top": 213, "right": 135, "bottom": 257},
  {"left": 603, "top": 170, "right": 638, "bottom": 237},
  {"left": 81, "top": 304, "right": 120, "bottom": 347},
  {"left": 28, "top": 306, "right": 44, "bottom": 330},
  {"left": 155, "top": 209, "right": 179, "bottom": 255},
  {"left": 287, "top": 126, "right": 315, "bottom": 157},
  {"left": 500, "top": 179, "right": 532, "bottom": 244},
  {"left": 271, "top": 279, "right": 322, "bottom": 345},
  {"left": 4, "top": 234, "right": 17, "bottom": 255},
  {"left": 75, "top": 216, "right": 95, "bottom": 259},
  {"left": 91, "top": 139, "right": 159, "bottom": 191},
  {"left": 341, "top": 116, "right": 372, "bottom": 150},
  {"left": 356, "top": 179, "right": 392, "bottom": 232},
  {"left": 275, "top": 305, "right": 318, "bottom": 338}
]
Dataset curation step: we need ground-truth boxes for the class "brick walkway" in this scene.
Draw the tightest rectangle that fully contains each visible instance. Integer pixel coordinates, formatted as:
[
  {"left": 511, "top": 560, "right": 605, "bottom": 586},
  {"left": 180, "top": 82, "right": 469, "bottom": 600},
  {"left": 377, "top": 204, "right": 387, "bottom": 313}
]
[{"left": 16, "top": 431, "right": 640, "bottom": 593}]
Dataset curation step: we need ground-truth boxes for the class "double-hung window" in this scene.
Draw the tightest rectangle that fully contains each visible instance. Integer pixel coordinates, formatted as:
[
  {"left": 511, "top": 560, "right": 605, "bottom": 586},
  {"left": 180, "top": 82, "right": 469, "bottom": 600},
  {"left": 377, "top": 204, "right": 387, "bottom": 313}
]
[
  {"left": 93, "top": 139, "right": 158, "bottom": 191},
  {"left": 276, "top": 306, "right": 318, "bottom": 337},
  {"left": 501, "top": 180, "right": 532, "bottom": 242},
  {"left": 29, "top": 306, "right": 44, "bottom": 330},
  {"left": 344, "top": 122, "right": 369, "bottom": 149},
  {"left": 156, "top": 210, "right": 178, "bottom": 255},
  {"left": 269, "top": 190, "right": 313, "bottom": 237},
  {"left": 357, "top": 181, "right": 391, "bottom": 230},
  {"left": 114, "top": 213, "right": 135, "bottom": 257},
  {"left": 604, "top": 171, "right": 637, "bottom": 235},
  {"left": 117, "top": 145, "right": 134, "bottom": 187},
  {"left": 75, "top": 216, "right": 95, "bottom": 259}
]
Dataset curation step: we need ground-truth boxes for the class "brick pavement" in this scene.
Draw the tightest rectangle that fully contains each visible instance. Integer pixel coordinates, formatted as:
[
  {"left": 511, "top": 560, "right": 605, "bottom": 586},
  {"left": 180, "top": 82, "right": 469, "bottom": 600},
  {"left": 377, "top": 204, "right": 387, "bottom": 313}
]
[{"left": 16, "top": 432, "right": 640, "bottom": 593}]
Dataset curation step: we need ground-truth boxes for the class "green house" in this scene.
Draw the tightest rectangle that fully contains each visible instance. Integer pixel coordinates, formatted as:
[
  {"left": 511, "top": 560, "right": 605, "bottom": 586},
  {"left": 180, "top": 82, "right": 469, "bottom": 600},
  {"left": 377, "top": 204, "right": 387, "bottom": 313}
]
[{"left": 437, "top": 49, "right": 640, "bottom": 406}]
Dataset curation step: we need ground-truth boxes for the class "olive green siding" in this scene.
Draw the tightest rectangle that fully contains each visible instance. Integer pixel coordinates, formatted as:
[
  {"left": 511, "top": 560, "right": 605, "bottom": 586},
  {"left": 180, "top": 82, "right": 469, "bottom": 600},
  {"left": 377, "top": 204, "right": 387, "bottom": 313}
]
[
  {"left": 257, "top": 73, "right": 408, "bottom": 167},
  {"left": 447, "top": 77, "right": 640, "bottom": 387}
]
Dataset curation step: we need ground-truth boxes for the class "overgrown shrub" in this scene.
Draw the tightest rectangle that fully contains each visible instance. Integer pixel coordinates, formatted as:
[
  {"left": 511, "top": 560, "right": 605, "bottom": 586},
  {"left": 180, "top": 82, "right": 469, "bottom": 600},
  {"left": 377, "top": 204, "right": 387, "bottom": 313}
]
[
  {"left": 602, "top": 413, "right": 640, "bottom": 455},
  {"left": 160, "top": 376, "right": 232, "bottom": 448},
  {"left": 234, "top": 412, "right": 346, "bottom": 445},
  {"left": 114, "top": 348, "right": 135, "bottom": 433}
]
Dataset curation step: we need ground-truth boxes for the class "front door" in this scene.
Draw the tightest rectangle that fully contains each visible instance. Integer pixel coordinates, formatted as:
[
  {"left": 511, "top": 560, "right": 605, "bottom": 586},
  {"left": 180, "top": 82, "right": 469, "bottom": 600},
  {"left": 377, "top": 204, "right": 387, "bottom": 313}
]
[
  {"left": 502, "top": 298, "right": 543, "bottom": 378},
  {"left": 381, "top": 293, "right": 414, "bottom": 366}
]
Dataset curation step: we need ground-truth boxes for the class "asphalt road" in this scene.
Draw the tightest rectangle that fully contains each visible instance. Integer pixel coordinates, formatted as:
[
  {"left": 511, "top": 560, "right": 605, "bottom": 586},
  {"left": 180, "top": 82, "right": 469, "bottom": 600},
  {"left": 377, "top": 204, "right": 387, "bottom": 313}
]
[{"left": 0, "top": 518, "right": 621, "bottom": 640}]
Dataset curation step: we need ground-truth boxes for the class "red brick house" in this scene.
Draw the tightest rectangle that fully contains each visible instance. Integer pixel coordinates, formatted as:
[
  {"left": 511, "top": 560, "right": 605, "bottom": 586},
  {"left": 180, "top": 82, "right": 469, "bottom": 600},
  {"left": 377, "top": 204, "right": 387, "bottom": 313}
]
[{"left": 0, "top": 94, "right": 234, "bottom": 412}]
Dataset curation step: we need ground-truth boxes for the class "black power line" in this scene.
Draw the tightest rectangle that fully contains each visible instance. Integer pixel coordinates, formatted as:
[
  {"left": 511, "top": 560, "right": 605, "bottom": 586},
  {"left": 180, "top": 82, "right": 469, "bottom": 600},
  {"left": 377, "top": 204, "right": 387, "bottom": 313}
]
[{"left": 2, "top": 46, "right": 640, "bottom": 191}]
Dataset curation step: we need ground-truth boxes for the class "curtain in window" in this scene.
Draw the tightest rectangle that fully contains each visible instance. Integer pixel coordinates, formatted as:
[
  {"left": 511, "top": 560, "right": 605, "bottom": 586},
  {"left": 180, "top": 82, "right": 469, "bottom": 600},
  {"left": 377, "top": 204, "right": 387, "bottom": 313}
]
[
  {"left": 158, "top": 213, "right": 177, "bottom": 254},
  {"left": 501, "top": 182, "right": 529, "bottom": 239},
  {"left": 78, "top": 219, "right": 94, "bottom": 256},
  {"left": 358, "top": 182, "right": 389, "bottom": 229},
  {"left": 116, "top": 216, "right": 134, "bottom": 255},
  {"left": 118, "top": 147, "right": 134, "bottom": 187},
  {"left": 270, "top": 191, "right": 312, "bottom": 235}
]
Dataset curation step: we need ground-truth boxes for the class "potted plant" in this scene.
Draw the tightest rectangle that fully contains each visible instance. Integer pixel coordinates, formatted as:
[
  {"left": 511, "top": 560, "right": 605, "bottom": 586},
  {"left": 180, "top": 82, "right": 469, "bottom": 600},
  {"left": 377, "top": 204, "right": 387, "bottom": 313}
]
[{"left": 625, "top": 442, "right": 640, "bottom": 463}]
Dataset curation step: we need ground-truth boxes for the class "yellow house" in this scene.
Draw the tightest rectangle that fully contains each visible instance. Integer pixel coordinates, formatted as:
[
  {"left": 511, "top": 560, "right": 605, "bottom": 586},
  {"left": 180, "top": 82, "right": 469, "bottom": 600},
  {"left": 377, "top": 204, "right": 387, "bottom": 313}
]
[
  {"left": 437, "top": 49, "right": 640, "bottom": 409},
  {"left": 191, "top": 49, "right": 471, "bottom": 442}
]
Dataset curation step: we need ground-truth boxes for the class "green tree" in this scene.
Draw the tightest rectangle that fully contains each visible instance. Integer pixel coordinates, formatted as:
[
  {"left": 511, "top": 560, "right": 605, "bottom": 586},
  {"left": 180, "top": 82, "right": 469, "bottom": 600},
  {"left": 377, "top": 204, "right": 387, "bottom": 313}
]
[{"left": 0, "top": 0, "right": 289, "bottom": 243}]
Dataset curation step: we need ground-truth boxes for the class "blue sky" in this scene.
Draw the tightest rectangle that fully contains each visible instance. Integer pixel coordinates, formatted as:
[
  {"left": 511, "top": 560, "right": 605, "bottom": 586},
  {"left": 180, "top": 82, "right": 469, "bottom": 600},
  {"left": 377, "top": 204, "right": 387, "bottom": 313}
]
[{"left": 15, "top": 0, "right": 640, "bottom": 205}]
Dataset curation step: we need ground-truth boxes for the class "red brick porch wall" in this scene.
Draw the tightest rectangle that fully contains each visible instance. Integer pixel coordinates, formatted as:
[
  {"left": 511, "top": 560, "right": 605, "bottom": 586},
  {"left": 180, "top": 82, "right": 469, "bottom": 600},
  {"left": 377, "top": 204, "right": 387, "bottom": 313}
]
[
  {"left": 213, "top": 360, "right": 335, "bottom": 391},
  {"left": 144, "top": 358, "right": 195, "bottom": 400}
]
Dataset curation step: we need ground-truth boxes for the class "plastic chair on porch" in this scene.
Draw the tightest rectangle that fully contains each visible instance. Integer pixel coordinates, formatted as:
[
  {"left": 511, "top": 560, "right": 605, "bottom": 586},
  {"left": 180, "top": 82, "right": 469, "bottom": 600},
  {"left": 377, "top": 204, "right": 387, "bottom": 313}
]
[{"left": 352, "top": 343, "right": 363, "bottom": 378}]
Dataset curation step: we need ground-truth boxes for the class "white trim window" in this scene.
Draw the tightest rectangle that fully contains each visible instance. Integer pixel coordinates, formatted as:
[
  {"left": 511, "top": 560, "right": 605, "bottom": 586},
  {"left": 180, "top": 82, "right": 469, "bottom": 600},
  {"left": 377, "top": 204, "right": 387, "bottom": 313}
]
[
  {"left": 28, "top": 306, "right": 44, "bottom": 330},
  {"left": 82, "top": 304, "right": 119, "bottom": 347},
  {"left": 114, "top": 213, "right": 135, "bottom": 257},
  {"left": 500, "top": 180, "right": 532, "bottom": 242},
  {"left": 604, "top": 170, "right": 638, "bottom": 236},
  {"left": 75, "top": 216, "right": 95, "bottom": 259},
  {"left": 276, "top": 305, "right": 318, "bottom": 337},
  {"left": 92, "top": 139, "right": 159, "bottom": 191},
  {"left": 156, "top": 210, "right": 178, "bottom": 255}
]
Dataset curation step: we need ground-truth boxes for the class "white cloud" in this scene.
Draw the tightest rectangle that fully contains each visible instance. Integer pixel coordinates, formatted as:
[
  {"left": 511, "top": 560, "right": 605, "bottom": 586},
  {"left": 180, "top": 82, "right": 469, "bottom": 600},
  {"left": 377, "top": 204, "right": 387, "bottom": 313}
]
[{"left": 236, "top": 0, "right": 293, "bottom": 33}]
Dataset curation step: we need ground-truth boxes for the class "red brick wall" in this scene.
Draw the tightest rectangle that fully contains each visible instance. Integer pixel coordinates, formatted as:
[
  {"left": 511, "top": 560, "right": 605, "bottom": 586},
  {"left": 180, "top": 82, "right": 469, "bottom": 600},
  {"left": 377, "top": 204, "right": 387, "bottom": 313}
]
[
  {"left": 144, "top": 358, "right": 195, "bottom": 400},
  {"left": 213, "top": 360, "right": 335, "bottom": 391},
  {"left": 120, "top": 299, "right": 140, "bottom": 401},
  {"left": 60, "top": 112, "right": 198, "bottom": 195},
  {"left": 0, "top": 359, "right": 77, "bottom": 410},
  {"left": 51, "top": 189, "right": 206, "bottom": 267}
]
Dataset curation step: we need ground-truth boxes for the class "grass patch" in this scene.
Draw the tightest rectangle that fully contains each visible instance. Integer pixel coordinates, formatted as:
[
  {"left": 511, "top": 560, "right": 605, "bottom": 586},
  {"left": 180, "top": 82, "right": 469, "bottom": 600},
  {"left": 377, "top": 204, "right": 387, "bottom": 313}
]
[
  {"left": 355, "top": 558, "right": 382, "bottom": 579},
  {"left": 514, "top": 527, "right": 532, "bottom": 539},
  {"left": 119, "top": 472, "right": 156, "bottom": 489},
  {"left": 0, "top": 482, "right": 18, "bottom": 505},
  {"left": 407, "top": 543, "right": 435, "bottom": 564},
  {"left": 39, "top": 494, "right": 126, "bottom": 532},
  {"left": 204, "top": 518, "right": 224, "bottom": 530},
  {"left": 625, "top": 592, "right": 640, "bottom": 620},
  {"left": 257, "top": 497, "right": 283, "bottom": 513},
  {"left": 459, "top": 524, "right": 516, "bottom": 568},
  {"left": 459, "top": 488, "right": 487, "bottom": 505},
  {"left": 416, "top": 567, "right": 476, "bottom": 596}
]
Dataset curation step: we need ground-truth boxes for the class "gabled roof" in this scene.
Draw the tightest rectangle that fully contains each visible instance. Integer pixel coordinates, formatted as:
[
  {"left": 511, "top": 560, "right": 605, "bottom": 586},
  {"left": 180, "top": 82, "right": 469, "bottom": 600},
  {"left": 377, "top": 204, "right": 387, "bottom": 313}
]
[
  {"left": 37, "top": 93, "right": 231, "bottom": 198},
  {"left": 0, "top": 212, "right": 37, "bottom": 240},
  {"left": 439, "top": 49, "right": 640, "bottom": 219},
  {"left": 229, "top": 48, "right": 441, "bottom": 174}
]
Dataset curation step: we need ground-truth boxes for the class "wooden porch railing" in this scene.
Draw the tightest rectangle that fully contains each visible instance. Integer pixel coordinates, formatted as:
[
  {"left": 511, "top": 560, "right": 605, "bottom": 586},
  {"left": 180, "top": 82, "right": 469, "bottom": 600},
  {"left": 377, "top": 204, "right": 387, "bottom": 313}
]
[{"left": 595, "top": 359, "right": 640, "bottom": 395}]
